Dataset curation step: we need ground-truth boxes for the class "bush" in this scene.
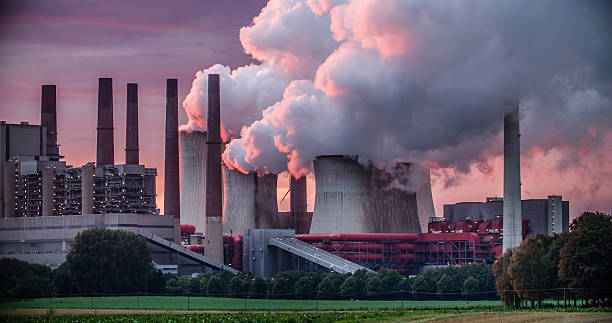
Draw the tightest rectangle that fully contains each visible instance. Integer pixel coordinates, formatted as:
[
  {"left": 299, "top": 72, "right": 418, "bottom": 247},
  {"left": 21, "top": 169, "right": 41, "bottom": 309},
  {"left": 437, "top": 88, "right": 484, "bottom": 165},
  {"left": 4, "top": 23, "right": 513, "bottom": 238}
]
[
  {"left": 249, "top": 277, "right": 267, "bottom": 299},
  {"left": 462, "top": 276, "right": 481, "bottom": 300},
  {"left": 206, "top": 276, "right": 224, "bottom": 297},
  {"left": 294, "top": 275, "right": 317, "bottom": 299},
  {"left": 228, "top": 276, "right": 248, "bottom": 298},
  {"left": 317, "top": 276, "right": 337, "bottom": 300},
  {"left": 412, "top": 275, "right": 436, "bottom": 300},
  {"left": 340, "top": 276, "right": 358, "bottom": 299},
  {"left": 437, "top": 273, "right": 461, "bottom": 300}
]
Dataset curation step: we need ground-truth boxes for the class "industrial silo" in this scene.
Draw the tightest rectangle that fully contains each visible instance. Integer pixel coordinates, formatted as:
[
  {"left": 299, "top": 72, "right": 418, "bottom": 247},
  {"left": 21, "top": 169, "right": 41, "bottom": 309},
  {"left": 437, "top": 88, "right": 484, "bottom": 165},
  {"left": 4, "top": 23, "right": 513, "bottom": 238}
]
[
  {"left": 310, "top": 155, "right": 372, "bottom": 233},
  {"left": 222, "top": 165, "right": 256, "bottom": 234},
  {"left": 179, "top": 130, "right": 207, "bottom": 233}
]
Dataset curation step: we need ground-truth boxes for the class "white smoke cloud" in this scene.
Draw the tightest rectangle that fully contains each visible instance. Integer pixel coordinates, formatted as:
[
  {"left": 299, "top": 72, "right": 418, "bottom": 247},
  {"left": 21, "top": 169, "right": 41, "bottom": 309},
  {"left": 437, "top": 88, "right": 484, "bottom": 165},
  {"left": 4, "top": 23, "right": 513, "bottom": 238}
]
[{"left": 186, "top": 0, "right": 612, "bottom": 182}]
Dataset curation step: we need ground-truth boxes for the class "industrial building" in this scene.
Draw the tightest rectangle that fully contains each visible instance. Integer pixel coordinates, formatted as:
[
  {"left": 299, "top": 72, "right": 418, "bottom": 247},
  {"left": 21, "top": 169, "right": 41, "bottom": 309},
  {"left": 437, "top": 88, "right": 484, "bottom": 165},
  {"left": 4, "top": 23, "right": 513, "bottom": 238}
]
[{"left": 179, "top": 130, "right": 207, "bottom": 233}]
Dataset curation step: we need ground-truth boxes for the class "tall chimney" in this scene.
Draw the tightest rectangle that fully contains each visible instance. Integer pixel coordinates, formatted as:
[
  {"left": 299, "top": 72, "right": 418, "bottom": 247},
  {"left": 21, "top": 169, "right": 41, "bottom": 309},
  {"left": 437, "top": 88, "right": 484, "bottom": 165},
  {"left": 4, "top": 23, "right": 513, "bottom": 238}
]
[
  {"left": 502, "top": 100, "right": 522, "bottom": 252},
  {"left": 96, "top": 78, "right": 114, "bottom": 166},
  {"left": 290, "top": 176, "right": 308, "bottom": 233},
  {"left": 41, "top": 85, "right": 60, "bottom": 160},
  {"left": 125, "top": 83, "right": 139, "bottom": 165},
  {"left": 164, "top": 79, "right": 180, "bottom": 243},
  {"left": 205, "top": 74, "right": 224, "bottom": 262}
]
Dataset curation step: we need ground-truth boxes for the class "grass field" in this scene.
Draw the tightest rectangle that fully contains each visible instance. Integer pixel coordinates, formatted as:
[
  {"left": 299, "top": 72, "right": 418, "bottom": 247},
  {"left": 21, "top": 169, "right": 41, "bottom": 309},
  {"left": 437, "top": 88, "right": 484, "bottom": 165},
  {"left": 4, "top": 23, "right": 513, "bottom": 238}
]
[{"left": 0, "top": 296, "right": 503, "bottom": 311}]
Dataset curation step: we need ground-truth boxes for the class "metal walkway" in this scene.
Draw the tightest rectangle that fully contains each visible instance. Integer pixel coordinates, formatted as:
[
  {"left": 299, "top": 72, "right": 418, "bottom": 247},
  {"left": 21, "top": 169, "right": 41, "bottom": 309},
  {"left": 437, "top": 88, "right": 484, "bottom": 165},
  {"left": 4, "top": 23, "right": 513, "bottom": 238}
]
[
  {"left": 268, "top": 237, "right": 371, "bottom": 274},
  {"left": 137, "top": 229, "right": 239, "bottom": 274}
]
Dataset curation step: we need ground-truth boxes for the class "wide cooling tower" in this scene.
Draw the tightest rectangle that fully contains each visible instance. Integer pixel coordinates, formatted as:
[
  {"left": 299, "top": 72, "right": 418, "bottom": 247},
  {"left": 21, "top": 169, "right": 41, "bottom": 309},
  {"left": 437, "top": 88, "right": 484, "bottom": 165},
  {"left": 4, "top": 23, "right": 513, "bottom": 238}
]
[
  {"left": 310, "top": 156, "right": 435, "bottom": 234},
  {"left": 222, "top": 167, "right": 279, "bottom": 234},
  {"left": 310, "top": 155, "right": 372, "bottom": 233},
  {"left": 179, "top": 130, "right": 207, "bottom": 233}
]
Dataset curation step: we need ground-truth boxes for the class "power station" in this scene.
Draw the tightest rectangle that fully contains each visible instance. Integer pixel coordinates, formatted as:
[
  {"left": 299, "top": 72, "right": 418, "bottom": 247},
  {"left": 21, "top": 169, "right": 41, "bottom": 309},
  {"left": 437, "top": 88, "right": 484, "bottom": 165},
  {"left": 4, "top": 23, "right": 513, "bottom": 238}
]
[{"left": 1, "top": 77, "right": 570, "bottom": 276}]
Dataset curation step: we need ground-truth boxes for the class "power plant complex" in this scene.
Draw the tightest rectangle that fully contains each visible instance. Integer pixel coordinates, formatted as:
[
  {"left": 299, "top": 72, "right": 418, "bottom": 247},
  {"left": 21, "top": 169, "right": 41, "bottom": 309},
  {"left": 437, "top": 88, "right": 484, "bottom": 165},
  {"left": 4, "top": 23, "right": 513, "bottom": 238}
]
[{"left": 0, "top": 75, "right": 570, "bottom": 276}]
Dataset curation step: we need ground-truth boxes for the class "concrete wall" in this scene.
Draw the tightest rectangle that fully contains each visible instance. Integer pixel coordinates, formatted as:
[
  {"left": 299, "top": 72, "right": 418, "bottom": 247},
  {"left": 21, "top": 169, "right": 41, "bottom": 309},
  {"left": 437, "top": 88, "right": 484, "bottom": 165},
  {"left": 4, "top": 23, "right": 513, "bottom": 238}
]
[
  {"left": 0, "top": 213, "right": 175, "bottom": 268},
  {"left": 256, "top": 173, "right": 279, "bottom": 229},
  {"left": 242, "top": 229, "right": 295, "bottom": 278},
  {"left": 503, "top": 103, "right": 522, "bottom": 252},
  {"left": 222, "top": 166, "right": 256, "bottom": 234},
  {"left": 179, "top": 131, "right": 207, "bottom": 233}
]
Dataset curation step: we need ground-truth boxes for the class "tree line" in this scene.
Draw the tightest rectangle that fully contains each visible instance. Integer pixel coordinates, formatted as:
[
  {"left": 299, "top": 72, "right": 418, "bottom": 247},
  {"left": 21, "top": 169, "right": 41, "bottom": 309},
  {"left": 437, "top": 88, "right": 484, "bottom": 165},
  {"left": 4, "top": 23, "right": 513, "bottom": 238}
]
[{"left": 493, "top": 211, "right": 612, "bottom": 308}]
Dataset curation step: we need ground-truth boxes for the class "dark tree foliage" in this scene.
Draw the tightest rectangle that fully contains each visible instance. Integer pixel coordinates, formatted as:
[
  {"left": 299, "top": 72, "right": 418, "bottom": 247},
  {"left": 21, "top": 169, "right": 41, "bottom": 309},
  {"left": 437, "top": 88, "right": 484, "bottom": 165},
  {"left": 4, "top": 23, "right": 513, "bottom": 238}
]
[
  {"left": 340, "top": 276, "right": 358, "bottom": 299},
  {"left": 559, "top": 212, "right": 612, "bottom": 306},
  {"left": 294, "top": 275, "right": 317, "bottom": 299},
  {"left": 352, "top": 269, "right": 369, "bottom": 298},
  {"left": 378, "top": 268, "right": 402, "bottom": 299},
  {"left": 228, "top": 276, "right": 248, "bottom": 298},
  {"left": 317, "top": 276, "right": 337, "bottom": 299},
  {"left": 493, "top": 248, "right": 519, "bottom": 308},
  {"left": 66, "top": 228, "right": 152, "bottom": 294},
  {"left": 147, "top": 270, "right": 166, "bottom": 294},
  {"left": 206, "top": 276, "right": 224, "bottom": 297},
  {"left": 366, "top": 276, "right": 383, "bottom": 299},
  {"left": 411, "top": 274, "right": 437, "bottom": 300},
  {"left": 0, "top": 258, "right": 54, "bottom": 299},
  {"left": 462, "top": 276, "right": 480, "bottom": 300},
  {"left": 271, "top": 277, "right": 292, "bottom": 299},
  {"left": 437, "top": 273, "right": 461, "bottom": 300},
  {"left": 249, "top": 276, "right": 267, "bottom": 299}
]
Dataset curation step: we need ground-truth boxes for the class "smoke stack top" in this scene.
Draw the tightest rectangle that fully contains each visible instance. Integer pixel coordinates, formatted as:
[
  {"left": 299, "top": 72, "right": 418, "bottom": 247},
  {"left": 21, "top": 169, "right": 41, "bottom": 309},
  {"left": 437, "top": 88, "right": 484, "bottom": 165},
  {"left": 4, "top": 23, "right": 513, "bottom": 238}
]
[
  {"left": 125, "top": 83, "right": 139, "bottom": 165},
  {"left": 41, "top": 84, "right": 60, "bottom": 160},
  {"left": 96, "top": 78, "right": 114, "bottom": 166}
]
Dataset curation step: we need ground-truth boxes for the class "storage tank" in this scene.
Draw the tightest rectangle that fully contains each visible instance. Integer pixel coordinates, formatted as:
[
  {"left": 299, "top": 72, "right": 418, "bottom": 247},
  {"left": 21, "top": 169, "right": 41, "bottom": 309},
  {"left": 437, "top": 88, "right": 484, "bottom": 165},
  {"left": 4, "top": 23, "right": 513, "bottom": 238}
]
[
  {"left": 310, "top": 155, "right": 372, "bottom": 233},
  {"left": 222, "top": 165, "right": 256, "bottom": 234},
  {"left": 180, "top": 130, "right": 207, "bottom": 233}
]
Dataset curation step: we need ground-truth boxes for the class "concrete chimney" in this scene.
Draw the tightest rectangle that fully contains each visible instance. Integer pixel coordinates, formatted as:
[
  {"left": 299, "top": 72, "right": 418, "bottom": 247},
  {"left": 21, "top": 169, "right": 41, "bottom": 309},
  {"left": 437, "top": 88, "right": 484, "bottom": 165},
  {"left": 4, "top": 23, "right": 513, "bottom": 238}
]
[
  {"left": 164, "top": 79, "right": 180, "bottom": 243},
  {"left": 125, "top": 83, "right": 139, "bottom": 165},
  {"left": 205, "top": 74, "right": 224, "bottom": 262},
  {"left": 290, "top": 176, "right": 308, "bottom": 233},
  {"left": 96, "top": 78, "right": 114, "bottom": 166},
  {"left": 41, "top": 85, "right": 61, "bottom": 160},
  {"left": 502, "top": 100, "right": 522, "bottom": 252}
]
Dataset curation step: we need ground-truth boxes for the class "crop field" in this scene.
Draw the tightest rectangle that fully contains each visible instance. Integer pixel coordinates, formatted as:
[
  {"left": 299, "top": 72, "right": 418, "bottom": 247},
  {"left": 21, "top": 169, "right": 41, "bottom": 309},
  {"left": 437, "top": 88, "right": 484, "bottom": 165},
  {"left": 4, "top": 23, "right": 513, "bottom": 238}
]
[
  {"left": 0, "top": 310, "right": 611, "bottom": 323},
  {"left": 0, "top": 296, "right": 503, "bottom": 311}
]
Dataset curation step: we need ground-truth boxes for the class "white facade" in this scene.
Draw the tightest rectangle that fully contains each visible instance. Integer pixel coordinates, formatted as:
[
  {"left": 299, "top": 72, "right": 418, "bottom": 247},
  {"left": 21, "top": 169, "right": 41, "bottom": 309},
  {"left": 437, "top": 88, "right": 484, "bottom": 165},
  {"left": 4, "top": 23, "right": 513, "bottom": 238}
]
[{"left": 179, "top": 131, "right": 207, "bottom": 233}]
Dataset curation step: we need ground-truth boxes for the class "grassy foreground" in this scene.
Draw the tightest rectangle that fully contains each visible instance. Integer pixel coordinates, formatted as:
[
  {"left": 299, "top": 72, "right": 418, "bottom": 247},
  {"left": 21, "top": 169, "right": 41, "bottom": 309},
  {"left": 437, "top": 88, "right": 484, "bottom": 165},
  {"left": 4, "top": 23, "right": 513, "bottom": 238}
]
[{"left": 0, "top": 296, "right": 503, "bottom": 311}]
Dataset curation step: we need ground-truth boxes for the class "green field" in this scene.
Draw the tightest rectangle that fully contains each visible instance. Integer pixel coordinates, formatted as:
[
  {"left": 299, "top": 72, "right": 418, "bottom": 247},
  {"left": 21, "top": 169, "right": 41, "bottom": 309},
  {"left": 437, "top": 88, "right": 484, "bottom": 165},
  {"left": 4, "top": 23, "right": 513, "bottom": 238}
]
[{"left": 1, "top": 296, "right": 503, "bottom": 311}]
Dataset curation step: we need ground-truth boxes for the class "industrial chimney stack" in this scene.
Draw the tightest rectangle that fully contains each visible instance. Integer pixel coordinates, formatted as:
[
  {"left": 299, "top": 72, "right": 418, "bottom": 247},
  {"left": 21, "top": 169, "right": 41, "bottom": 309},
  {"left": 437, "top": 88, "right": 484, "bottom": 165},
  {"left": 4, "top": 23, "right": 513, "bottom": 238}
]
[
  {"left": 290, "top": 176, "right": 308, "bottom": 233},
  {"left": 164, "top": 79, "right": 181, "bottom": 243},
  {"left": 205, "top": 74, "right": 224, "bottom": 263},
  {"left": 125, "top": 83, "right": 139, "bottom": 165},
  {"left": 502, "top": 100, "right": 522, "bottom": 252},
  {"left": 41, "top": 85, "right": 61, "bottom": 160},
  {"left": 96, "top": 78, "right": 114, "bottom": 166}
]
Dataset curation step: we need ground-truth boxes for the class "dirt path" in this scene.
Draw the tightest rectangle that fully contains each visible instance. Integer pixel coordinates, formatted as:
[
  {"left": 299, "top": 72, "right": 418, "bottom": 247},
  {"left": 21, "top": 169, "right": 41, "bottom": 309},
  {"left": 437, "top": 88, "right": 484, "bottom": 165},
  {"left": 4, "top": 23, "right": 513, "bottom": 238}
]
[{"left": 427, "top": 312, "right": 612, "bottom": 323}]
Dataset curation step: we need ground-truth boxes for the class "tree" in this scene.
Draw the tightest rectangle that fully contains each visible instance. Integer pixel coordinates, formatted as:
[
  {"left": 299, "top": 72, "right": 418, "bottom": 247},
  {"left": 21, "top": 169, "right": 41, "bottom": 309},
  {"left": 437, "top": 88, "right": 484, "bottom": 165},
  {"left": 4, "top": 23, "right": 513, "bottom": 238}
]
[
  {"left": 340, "top": 276, "right": 358, "bottom": 299},
  {"left": 0, "top": 258, "right": 55, "bottom": 299},
  {"left": 462, "top": 276, "right": 480, "bottom": 300},
  {"left": 54, "top": 262, "right": 76, "bottom": 296},
  {"left": 366, "top": 276, "right": 383, "bottom": 299},
  {"left": 271, "top": 277, "right": 292, "bottom": 299},
  {"left": 378, "top": 268, "right": 402, "bottom": 299},
  {"left": 317, "top": 276, "right": 337, "bottom": 300},
  {"left": 559, "top": 212, "right": 612, "bottom": 306},
  {"left": 437, "top": 273, "right": 461, "bottom": 300},
  {"left": 147, "top": 270, "right": 166, "bottom": 294},
  {"left": 228, "top": 276, "right": 247, "bottom": 298},
  {"left": 206, "top": 276, "right": 224, "bottom": 297},
  {"left": 352, "top": 269, "right": 369, "bottom": 298},
  {"left": 294, "top": 275, "right": 317, "bottom": 299},
  {"left": 411, "top": 275, "right": 437, "bottom": 300},
  {"left": 66, "top": 228, "right": 152, "bottom": 294},
  {"left": 493, "top": 248, "right": 519, "bottom": 308},
  {"left": 508, "top": 234, "right": 554, "bottom": 308},
  {"left": 249, "top": 277, "right": 267, "bottom": 299}
]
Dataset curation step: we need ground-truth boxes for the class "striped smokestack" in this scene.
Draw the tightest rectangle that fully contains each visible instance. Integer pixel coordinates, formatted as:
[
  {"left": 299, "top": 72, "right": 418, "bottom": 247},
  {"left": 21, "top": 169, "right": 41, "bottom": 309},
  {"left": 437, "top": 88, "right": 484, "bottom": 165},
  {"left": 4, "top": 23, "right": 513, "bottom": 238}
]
[
  {"left": 290, "top": 176, "right": 308, "bottom": 233},
  {"left": 164, "top": 79, "right": 180, "bottom": 243},
  {"left": 96, "top": 78, "right": 114, "bottom": 166},
  {"left": 205, "top": 74, "right": 224, "bottom": 262},
  {"left": 502, "top": 100, "right": 522, "bottom": 252},
  {"left": 125, "top": 83, "right": 139, "bottom": 165},
  {"left": 41, "top": 85, "right": 60, "bottom": 160}
]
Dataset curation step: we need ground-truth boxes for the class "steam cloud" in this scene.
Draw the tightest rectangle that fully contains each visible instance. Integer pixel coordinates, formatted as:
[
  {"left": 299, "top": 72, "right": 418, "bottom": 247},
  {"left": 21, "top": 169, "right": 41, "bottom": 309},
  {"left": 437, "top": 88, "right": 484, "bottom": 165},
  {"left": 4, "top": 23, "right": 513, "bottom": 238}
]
[{"left": 182, "top": 0, "right": 612, "bottom": 180}]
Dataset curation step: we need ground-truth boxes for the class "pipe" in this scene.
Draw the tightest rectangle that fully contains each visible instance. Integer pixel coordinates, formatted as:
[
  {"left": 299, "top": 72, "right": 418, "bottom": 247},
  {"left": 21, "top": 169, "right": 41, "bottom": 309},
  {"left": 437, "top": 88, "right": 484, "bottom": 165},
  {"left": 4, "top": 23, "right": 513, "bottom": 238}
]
[
  {"left": 125, "top": 83, "right": 139, "bottom": 165},
  {"left": 312, "top": 243, "right": 415, "bottom": 252},
  {"left": 41, "top": 85, "right": 60, "bottom": 160},
  {"left": 96, "top": 78, "right": 114, "bottom": 166},
  {"left": 296, "top": 233, "right": 421, "bottom": 242}
]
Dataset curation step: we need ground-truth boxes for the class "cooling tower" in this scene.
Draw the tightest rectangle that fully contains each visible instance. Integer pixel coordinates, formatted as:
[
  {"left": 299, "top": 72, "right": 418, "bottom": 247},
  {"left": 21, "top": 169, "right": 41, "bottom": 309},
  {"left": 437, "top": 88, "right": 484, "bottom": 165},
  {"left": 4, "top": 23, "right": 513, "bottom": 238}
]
[
  {"left": 205, "top": 74, "right": 224, "bottom": 262},
  {"left": 96, "top": 78, "right": 114, "bottom": 166},
  {"left": 125, "top": 83, "right": 139, "bottom": 165},
  {"left": 503, "top": 101, "right": 522, "bottom": 252},
  {"left": 255, "top": 172, "right": 279, "bottom": 229},
  {"left": 164, "top": 79, "right": 180, "bottom": 243},
  {"left": 310, "top": 155, "right": 372, "bottom": 233},
  {"left": 290, "top": 175, "right": 309, "bottom": 234},
  {"left": 180, "top": 130, "right": 207, "bottom": 233},
  {"left": 41, "top": 85, "right": 60, "bottom": 160},
  {"left": 311, "top": 156, "right": 432, "bottom": 234},
  {"left": 81, "top": 162, "right": 94, "bottom": 214},
  {"left": 369, "top": 163, "right": 421, "bottom": 233},
  {"left": 222, "top": 165, "right": 256, "bottom": 234}
]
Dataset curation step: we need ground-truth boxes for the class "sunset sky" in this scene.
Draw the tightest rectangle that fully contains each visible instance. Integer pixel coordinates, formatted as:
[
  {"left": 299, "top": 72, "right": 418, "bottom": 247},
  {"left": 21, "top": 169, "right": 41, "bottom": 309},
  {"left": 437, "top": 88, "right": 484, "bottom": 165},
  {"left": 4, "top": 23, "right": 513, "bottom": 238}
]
[{"left": 1, "top": 0, "right": 610, "bottom": 220}]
